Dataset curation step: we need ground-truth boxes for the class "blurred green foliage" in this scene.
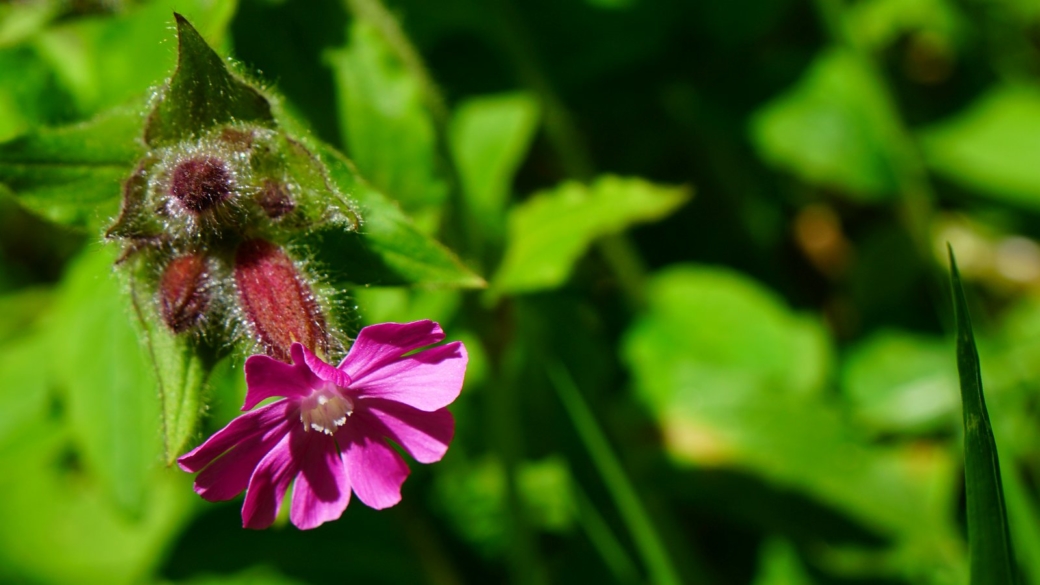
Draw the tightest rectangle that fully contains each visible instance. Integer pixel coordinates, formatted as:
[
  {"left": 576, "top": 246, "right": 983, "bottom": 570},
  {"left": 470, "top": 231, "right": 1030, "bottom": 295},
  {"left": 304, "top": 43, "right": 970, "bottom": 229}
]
[{"left": 3, "top": 0, "right": 1040, "bottom": 583}]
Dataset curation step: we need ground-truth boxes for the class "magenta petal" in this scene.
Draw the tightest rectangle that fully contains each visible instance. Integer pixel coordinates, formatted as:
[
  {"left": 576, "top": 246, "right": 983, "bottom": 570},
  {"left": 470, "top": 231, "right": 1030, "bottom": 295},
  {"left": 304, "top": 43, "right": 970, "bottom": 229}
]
[
  {"left": 340, "top": 429, "right": 410, "bottom": 510},
  {"left": 362, "top": 399, "right": 455, "bottom": 464},
  {"left": 194, "top": 418, "right": 293, "bottom": 502},
  {"left": 290, "top": 433, "right": 351, "bottom": 529},
  {"left": 178, "top": 400, "right": 291, "bottom": 472},
  {"left": 241, "top": 431, "right": 300, "bottom": 529},
  {"left": 349, "top": 342, "right": 467, "bottom": 411},
  {"left": 339, "top": 321, "right": 445, "bottom": 379},
  {"left": 242, "top": 344, "right": 319, "bottom": 411},
  {"left": 301, "top": 345, "right": 352, "bottom": 388}
]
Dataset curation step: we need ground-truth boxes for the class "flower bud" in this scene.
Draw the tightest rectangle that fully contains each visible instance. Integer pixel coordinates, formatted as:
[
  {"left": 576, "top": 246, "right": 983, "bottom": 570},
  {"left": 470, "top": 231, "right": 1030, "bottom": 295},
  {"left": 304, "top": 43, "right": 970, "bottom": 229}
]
[
  {"left": 257, "top": 179, "right": 295, "bottom": 219},
  {"left": 159, "top": 254, "right": 210, "bottom": 333},
  {"left": 234, "top": 239, "right": 328, "bottom": 361},
  {"left": 170, "top": 156, "right": 233, "bottom": 213}
]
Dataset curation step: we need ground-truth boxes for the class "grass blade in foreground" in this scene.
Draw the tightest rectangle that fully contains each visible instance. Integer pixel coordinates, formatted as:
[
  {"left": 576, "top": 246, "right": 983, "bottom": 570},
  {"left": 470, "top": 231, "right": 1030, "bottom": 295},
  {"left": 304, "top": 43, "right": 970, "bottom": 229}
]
[{"left": 949, "top": 245, "right": 1017, "bottom": 584}]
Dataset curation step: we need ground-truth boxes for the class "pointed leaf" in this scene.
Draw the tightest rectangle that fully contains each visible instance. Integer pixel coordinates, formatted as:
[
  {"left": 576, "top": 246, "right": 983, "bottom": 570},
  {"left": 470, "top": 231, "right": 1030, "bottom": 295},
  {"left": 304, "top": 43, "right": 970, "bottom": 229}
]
[
  {"left": 144, "top": 13, "right": 273, "bottom": 146},
  {"left": 0, "top": 106, "right": 144, "bottom": 229},
  {"left": 303, "top": 142, "right": 485, "bottom": 288},
  {"left": 948, "top": 246, "right": 1017, "bottom": 584}
]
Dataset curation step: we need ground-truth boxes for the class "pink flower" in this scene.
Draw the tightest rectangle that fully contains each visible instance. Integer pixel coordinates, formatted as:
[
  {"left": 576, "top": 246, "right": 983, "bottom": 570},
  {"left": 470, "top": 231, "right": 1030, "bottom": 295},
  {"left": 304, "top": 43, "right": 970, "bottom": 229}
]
[{"left": 177, "top": 320, "right": 466, "bottom": 529}]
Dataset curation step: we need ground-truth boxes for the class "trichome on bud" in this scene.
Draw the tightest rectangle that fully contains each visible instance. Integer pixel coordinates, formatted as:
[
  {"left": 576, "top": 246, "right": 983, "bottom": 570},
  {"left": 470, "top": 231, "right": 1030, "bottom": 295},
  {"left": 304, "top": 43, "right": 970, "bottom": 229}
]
[
  {"left": 159, "top": 253, "right": 211, "bottom": 333},
  {"left": 234, "top": 239, "right": 328, "bottom": 362},
  {"left": 170, "top": 156, "right": 234, "bottom": 213}
]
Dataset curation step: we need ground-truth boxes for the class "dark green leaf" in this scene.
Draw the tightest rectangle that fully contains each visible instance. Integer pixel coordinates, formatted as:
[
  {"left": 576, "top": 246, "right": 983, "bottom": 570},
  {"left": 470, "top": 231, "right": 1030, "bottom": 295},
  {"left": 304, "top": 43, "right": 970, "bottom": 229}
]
[
  {"left": 0, "top": 105, "right": 144, "bottom": 230},
  {"left": 144, "top": 13, "right": 273, "bottom": 146},
  {"left": 305, "top": 142, "right": 485, "bottom": 289},
  {"left": 948, "top": 245, "right": 1017, "bottom": 584}
]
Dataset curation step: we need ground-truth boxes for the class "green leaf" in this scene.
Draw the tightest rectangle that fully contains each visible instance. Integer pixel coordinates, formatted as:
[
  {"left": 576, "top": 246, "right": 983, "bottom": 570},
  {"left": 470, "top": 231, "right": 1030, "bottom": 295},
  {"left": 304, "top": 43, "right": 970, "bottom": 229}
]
[
  {"left": 622, "top": 266, "right": 961, "bottom": 568},
  {"left": 750, "top": 48, "right": 900, "bottom": 201},
  {"left": 127, "top": 260, "right": 215, "bottom": 467},
  {"left": 449, "top": 92, "right": 540, "bottom": 241},
  {"left": 920, "top": 85, "right": 1040, "bottom": 209},
  {"left": 327, "top": 20, "right": 447, "bottom": 217},
  {"left": 844, "top": 0, "right": 963, "bottom": 50},
  {"left": 0, "top": 423, "right": 190, "bottom": 585},
  {"left": 144, "top": 13, "right": 273, "bottom": 147},
  {"left": 48, "top": 244, "right": 165, "bottom": 516},
  {"left": 31, "top": 0, "right": 239, "bottom": 120},
  {"left": 948, "top": 246, "right": 1017, "bottom": 584},
  {"left": 841, "top": 330, "right": 959, "bottom": 434},
  {"left": 304, "top": 142, "right": 485, "bottom": 288},
  {"left": 493, "top": 176, "right": 689, "bottom": 295},
  {"left": 752, "top": 540, "right": 815, "bottom": 585},
  {"left": 0, "top": 105, "right": 144, "bottom": 230}
]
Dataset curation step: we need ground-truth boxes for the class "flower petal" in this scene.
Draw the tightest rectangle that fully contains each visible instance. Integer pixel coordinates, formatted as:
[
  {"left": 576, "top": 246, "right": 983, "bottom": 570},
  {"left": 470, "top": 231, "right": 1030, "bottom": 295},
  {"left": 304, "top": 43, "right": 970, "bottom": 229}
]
[
  {"left": 178, "top": 400, "right": 292, "bottom": 473},
  {"left": 242, "top": 344, "right": 320, "bottom": 411},
  {"left": 362, "top": 399, "right": 455, "bottom": 464},
  {"left": 339, "top": 321, "right": 445, "bottom": 379},
  {"left": 339, "top": 427, "right": 410, "bottom": 510},
  {"left": 302, "top": 344, "right": 352, "bottom": 388},
  {"left": 290, "top": 433, "right": 351, "bottom": 530},
  {"left": 349, "top": 341, "right": 466, "bottom": 411},
  {"left": 193, "top": 418, "right": 293, "bottom": 502},
  {"left": 241, "top": 431, "right": 300, "bottom": 529}
]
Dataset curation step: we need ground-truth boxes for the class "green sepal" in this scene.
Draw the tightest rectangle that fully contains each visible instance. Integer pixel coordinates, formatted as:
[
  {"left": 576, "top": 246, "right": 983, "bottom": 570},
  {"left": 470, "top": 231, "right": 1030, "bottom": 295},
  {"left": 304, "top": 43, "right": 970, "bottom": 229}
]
[
  {"left": 144, "top": 13, "right": 273, "bottom": 147},
  {"left": 126, "top": 251, "right": 220, "bottom": 466}
]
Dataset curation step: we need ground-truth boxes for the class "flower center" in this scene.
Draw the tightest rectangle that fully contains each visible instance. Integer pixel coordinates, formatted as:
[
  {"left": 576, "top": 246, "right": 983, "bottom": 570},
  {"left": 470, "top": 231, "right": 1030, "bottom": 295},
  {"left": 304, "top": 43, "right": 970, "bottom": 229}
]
[{"left": 300, "top": 387, "right": 354, "bottom": 435}]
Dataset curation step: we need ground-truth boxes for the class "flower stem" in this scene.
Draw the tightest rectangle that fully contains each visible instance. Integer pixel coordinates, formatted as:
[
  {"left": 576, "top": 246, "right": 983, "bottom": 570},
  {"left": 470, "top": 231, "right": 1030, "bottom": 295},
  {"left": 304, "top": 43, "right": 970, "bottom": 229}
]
[{"left": 546, "top": 362, "right": 683, "bottom": 585}]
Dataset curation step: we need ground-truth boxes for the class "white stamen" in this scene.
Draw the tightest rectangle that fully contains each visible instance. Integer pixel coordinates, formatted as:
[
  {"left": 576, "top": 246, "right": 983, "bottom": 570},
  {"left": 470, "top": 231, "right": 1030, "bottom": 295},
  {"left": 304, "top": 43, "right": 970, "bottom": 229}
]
[{"left": 300, "top": 387, "right": 354, "bottom": 435}]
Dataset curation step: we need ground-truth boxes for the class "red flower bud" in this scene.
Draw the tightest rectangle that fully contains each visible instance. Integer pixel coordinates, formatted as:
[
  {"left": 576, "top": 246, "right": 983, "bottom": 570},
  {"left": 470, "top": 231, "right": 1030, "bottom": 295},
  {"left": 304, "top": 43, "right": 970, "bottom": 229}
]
[
  {"left": 159, "top": 254, "right": 210, "bottom": 333},
  {"left": 170, "top": 156, "right": 233, "bottom": 213},
  {"left": 234, "top": 239, "right": 328, "bottom": 361},
  {"left": 257, "top": 180, "right": 295, "bottom": 219}
]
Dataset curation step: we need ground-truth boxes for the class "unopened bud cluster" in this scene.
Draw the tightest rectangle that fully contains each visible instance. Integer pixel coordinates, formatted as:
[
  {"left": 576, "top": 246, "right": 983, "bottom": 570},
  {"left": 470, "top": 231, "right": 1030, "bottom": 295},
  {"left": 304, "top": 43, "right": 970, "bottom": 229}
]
[{"left": 108, "top": 122, "right": 358, "bottom": 362}]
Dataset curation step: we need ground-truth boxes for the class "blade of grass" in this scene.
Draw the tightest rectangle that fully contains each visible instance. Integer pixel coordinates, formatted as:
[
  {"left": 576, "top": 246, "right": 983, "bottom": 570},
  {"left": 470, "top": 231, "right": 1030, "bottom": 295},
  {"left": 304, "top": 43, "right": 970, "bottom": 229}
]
[
  {"left": 948, "top": 245, "right": 1017, "bottom": 584},
  {"left": 547, "top": 362, "right": 683, "bottom": 585}
]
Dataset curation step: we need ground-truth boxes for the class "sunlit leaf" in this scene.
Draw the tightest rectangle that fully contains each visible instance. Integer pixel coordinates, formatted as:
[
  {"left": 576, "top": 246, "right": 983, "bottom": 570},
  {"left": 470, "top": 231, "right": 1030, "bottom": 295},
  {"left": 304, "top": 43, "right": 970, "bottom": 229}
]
[
  {"left": 449, "top": 92, "right": 540, "bottom": 242},
  {"left": 47, "top": 245, "right": 165, "bottom": 516},
  {"left": 920, "top": 85, "right": 1040, "bottom": 209},
  {"left": 0, "top": 106, "right": 144, "bottom": 230},
  {"left": 622, "top": 266, "right": 961, "bottom": 563},
  {"left": 327, "top": 20, "right": 447, "bottom": 217},
  {"left": 32, "top": 0, "right": 239, "bottom": 119},
  {"left": 948, "top": 246, "right": 1017, "bottom": 584},
  {"left": 841, "top": 330, "right": 959, "bottom": 434},
  {"left": 493, "top": 176, "right": 689, "bottom": 295},
  {"left": 750, "top": 49, "right": 899, "bottom": 201}
]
